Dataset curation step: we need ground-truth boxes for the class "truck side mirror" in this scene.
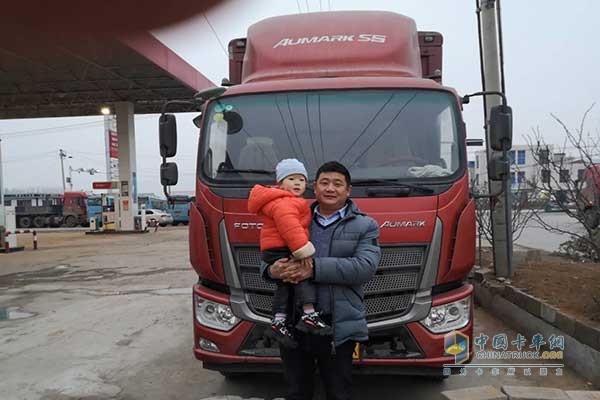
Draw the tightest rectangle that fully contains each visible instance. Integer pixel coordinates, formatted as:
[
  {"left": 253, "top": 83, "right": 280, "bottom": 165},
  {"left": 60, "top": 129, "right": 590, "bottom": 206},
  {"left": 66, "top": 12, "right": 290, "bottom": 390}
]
[
  {"left": 161, "top": 162, "right": 179, "bottom": 186},
  {"left": 192, "top": 113, "right": 203, "bottom": 128},
  {"left": 488, "top": 153, "right": 509, "bottom": 181},
  {"left": 489, "top": 105, "right": 512, "bottom": 151},
  {"left": 159, "top": 114, "right": 177, "bottom": 157}
]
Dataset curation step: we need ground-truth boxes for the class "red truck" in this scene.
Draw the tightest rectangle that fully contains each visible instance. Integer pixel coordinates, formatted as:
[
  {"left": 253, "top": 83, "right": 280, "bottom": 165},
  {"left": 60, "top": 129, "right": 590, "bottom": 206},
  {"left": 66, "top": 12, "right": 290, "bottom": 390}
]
[
  {"left": 579, "top": 164, "right": 600, "bottom": 229},
  {"left": 158, "top": 11, "right": 511, "bottom": 378},
  {"left": 4, "top": 191, "right": 88, "bottom": 228}
]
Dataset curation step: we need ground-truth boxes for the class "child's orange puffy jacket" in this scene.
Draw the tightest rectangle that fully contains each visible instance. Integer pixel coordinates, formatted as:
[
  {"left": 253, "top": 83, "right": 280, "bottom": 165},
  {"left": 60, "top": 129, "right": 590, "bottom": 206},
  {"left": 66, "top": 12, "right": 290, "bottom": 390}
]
[{"left": 247, "top": 185, "right": 315, "bottom": 259}]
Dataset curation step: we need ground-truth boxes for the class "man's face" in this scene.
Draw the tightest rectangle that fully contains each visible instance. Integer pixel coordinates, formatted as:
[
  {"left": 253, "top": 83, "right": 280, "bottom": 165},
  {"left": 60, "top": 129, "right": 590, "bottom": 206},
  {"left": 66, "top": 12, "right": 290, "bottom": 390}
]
[{"left": 313, "top": 172, "right": 351, "bottom": 211}]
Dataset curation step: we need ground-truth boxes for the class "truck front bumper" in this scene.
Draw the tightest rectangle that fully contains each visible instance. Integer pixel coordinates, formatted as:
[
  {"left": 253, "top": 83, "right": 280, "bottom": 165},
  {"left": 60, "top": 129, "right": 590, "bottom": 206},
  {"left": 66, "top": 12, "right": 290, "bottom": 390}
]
[{"left": 192, "top": 283, "right": 474, "bottom": 373}]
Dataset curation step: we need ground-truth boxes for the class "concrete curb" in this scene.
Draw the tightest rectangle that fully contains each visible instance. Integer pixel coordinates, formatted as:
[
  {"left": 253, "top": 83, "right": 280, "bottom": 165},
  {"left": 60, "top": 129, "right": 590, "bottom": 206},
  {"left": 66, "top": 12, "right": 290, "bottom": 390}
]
[
  {"left": 473, "top": 270, "right": 600, "bottom": 352},
  {"left": 441, "top": 385, "right": 600, "bottom": 400},
  {"left": 197, "top": 388, "right": 600, "bottom": 400},
  {"left": 473, "top": 270, "right": 600, "bottom": 386}
]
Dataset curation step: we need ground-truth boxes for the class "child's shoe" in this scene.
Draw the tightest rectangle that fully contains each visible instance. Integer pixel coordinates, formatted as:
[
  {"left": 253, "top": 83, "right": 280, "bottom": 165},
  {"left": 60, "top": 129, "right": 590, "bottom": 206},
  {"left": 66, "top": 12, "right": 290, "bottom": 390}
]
[
  {"left": 270, "top": 319, "right": 298, "bottom": 348},
  {"left": 295, "top": 311, "right": 332, "bottom": 336}
]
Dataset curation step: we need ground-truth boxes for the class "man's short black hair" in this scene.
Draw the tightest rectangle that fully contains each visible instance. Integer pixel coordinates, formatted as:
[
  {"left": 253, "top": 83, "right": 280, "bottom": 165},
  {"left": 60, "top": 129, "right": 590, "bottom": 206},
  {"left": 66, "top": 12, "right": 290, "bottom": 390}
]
[{"left": 315, "top": 161, "right": 351, "bottom": 186}]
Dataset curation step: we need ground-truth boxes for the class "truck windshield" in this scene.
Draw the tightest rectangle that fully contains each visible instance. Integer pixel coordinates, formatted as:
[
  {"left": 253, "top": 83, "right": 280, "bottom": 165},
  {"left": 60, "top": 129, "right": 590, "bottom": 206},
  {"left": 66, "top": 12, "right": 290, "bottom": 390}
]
[{"left": 199, "top": 89, "right": 462, "bottom": 184}]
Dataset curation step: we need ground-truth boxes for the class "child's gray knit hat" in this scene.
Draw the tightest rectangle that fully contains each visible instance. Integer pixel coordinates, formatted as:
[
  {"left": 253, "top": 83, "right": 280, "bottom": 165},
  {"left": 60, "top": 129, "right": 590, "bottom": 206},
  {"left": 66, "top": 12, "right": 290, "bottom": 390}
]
[{"left": 276, "top": 158, "right": 307, "bottom": 182}]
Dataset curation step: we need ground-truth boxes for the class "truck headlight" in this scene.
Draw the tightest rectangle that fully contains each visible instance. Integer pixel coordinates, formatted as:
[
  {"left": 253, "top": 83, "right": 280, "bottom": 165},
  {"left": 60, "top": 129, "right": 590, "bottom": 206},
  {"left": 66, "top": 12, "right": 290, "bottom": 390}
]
[
  {"left": 194, "top": 294, "right": 240, "bottom": 331},
  {"left": 420, "top": 297, "right": 470, "bottom": 333}
]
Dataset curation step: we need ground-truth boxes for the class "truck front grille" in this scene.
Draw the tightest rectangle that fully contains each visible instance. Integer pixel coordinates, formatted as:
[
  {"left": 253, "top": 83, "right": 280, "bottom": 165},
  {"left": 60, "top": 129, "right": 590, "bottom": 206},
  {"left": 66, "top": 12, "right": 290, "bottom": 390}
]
[{"left": 235, "top": 245, "right": 427, "bottom": 321}]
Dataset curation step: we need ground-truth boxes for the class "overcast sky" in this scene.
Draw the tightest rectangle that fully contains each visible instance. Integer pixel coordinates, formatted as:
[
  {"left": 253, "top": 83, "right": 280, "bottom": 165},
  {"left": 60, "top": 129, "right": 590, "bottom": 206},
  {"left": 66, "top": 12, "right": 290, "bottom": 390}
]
[{"left": 1, "top": 0, "right": 599, "bottom": 195}]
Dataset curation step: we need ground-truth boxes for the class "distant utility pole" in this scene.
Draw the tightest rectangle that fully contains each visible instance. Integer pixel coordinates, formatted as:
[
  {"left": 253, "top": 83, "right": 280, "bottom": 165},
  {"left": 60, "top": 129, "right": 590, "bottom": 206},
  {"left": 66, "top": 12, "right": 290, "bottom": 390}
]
[
  {"left": 478, "top": 0, "right": 512, "bottom": 277},
  {"left": 59, "top": 149, "right": 71, "bottom": 193}
]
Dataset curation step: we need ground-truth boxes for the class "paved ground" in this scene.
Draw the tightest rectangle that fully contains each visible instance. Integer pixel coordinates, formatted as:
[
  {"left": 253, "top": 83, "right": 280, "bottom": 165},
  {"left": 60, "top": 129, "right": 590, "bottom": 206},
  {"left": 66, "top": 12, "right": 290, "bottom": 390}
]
[
  {"left": 0, "top": 228, "right": 595, "bottom": 400},
  {"left": 514, "top": 211, "right": 582, "bottom": 252}
]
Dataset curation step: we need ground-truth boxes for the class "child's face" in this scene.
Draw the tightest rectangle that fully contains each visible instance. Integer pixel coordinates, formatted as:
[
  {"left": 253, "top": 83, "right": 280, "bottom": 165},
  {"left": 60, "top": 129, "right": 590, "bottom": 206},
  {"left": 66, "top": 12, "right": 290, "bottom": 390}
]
[{"left": 278, "top": 174, "right": 307, "bottom": 196}]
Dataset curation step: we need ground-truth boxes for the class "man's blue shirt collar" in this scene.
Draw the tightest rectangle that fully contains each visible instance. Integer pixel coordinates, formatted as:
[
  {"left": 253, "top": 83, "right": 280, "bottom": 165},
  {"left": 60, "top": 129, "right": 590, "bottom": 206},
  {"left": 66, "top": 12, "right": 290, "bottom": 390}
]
[{"left": 314, "top": 204, "right": 348, "bottom": 226}]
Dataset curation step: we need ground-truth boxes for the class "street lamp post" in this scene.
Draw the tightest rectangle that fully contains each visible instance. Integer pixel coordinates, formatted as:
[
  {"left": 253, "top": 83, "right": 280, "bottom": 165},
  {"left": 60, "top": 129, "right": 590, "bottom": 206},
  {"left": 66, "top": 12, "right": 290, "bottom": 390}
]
[{"left": 69, "top": 166, "right": 100, "bottom": 191}]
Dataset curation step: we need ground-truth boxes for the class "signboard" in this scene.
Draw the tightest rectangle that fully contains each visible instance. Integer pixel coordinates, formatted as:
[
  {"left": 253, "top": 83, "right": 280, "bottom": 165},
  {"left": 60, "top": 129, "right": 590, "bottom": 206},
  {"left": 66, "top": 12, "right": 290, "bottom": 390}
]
[
  {"left": 93, "top": 181, "right": 118, "bottom": 190},
  {"left": 109, "top": 130, "right": 119, "bottom": 158},
  {"left": 107, "top": 129, "right": 119, "bottom": 180}
]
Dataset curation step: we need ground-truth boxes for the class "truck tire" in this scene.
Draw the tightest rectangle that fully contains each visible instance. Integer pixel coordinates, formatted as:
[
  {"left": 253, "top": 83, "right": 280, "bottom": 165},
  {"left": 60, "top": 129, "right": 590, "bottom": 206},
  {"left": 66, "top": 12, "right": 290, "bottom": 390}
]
[
  {"left": 63, "top": 215, "right": 77, "bottom": 227},
  {"left": 48, "top": 216, "right": 61, "bottom": 227},
  {"left": 584, "top": 208, "right": 599, "bottom": 229},
  {"left": 32, "top": 216, "right": 46, "bottom": 228},
  {"left": 19, "top": 216, "right": 32, "bottom": 229}
]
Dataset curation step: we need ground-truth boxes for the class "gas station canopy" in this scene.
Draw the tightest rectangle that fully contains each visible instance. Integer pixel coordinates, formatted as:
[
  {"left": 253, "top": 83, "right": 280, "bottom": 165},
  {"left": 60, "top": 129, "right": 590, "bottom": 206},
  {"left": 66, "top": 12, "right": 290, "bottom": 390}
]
[{"left": 0, "top": 32, "right": 215, "bottom": 119}]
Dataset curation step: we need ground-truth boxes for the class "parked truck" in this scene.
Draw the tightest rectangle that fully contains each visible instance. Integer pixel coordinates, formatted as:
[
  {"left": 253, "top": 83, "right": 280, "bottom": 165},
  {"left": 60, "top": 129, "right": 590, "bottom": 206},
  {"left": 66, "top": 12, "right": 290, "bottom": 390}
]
[
  {"left": 579, "top": 164, "right": 600, "bottom": 228},
  {"left": 158, "top": 11, "right": 511, "bottom": 378},
  {"left": 4, "top": 192, "right": 88, "bottom": 228}
]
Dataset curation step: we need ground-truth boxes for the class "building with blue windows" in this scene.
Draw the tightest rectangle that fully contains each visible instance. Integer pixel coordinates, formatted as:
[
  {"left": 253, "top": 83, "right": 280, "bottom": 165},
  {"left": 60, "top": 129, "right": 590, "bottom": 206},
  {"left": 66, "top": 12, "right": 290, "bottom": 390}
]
[{"left": 470, "top": 144, "right": 587, "bottom": 196}]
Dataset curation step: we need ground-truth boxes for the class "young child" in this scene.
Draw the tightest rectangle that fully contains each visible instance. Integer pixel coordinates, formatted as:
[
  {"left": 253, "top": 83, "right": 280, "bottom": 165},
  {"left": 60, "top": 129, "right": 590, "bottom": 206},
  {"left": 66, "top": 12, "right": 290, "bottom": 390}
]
[{"left": 248, "top": 158, "right": 331, "bottom": 347}]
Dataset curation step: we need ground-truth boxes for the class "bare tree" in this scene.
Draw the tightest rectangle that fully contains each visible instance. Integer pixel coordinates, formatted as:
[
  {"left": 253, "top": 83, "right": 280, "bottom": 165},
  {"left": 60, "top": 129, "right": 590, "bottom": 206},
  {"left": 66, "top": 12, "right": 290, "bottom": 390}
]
[
  {"left": 525, "top": 104, "right": 600, "bottom": 261},
  {"left": 473, "top": 177, "right": 536, "bottom": 245}
]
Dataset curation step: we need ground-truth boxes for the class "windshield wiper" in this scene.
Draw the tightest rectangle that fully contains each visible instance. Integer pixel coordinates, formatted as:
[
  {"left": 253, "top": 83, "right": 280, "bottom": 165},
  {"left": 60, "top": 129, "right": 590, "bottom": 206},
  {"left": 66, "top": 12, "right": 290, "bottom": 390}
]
[
  {"left": 352, "top": 179, "right": 435, "bottom": 194},
  {"left": 217, "top": 167, "right": 275, "bottom": 175}
]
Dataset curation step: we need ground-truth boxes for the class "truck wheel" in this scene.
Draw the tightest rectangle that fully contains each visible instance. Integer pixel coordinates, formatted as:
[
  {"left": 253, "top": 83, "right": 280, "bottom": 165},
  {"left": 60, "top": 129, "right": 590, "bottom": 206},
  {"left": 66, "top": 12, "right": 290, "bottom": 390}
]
[
  {"left": 584, "top": 208, "right": 599, "bottom": 229},
  {"left": 19, "top": 216, "right": 32, "bottom": 229},
  {"left": 63, "top": 215, "right": 77, "bottom": 227},
  {"left": 32, "top": 216, "right": 46, "bottom": 228},
  {"left": 48, "top": 216, "right": 61, "bottom": 227}
]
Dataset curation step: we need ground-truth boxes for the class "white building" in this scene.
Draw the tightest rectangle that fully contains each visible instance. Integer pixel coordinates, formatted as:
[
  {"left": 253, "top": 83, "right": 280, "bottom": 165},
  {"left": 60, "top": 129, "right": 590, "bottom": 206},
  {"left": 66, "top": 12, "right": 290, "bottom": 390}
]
[{"left": 470, "top": 144, "right": 587, "bottom": 193}]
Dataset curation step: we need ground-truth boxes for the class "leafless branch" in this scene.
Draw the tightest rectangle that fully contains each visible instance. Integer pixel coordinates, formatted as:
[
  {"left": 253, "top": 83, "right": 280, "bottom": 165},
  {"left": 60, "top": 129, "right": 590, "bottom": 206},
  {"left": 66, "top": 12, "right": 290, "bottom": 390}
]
[{"left": 524, "top": 104, "right": 600, "bottom": 261}]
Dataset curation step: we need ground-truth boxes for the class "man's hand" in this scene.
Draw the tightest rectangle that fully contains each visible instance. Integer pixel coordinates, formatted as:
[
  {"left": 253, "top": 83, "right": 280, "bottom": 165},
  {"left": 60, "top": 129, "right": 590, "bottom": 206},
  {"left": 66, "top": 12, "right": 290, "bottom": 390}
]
[
  {"left": 269, "top": 258, "right": 291, "bottom": 280},
  {"left": 283, "top": 258, "right": 314, "bottom": 284}
]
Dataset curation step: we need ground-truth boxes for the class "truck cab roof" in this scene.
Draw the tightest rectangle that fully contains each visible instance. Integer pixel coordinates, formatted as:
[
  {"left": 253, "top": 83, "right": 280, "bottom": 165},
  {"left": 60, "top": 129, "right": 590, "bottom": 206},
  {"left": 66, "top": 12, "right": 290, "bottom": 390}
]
[{"left": 228, "top": 11, "right": 443, "bottom": 86}]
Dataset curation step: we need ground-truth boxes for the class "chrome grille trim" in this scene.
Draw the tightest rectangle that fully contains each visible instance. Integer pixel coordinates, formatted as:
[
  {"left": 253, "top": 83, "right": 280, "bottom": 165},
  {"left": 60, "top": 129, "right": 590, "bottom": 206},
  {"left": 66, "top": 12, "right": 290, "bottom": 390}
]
[
  {"left": 228, "top": 218, "right": 443, "bottom": 330},
  {"left": 379, "top": 247, "right": 425, "bottom": 269},
  {"left": 237, "top": 248, "right": 263, "bottom": 267},
  {"left": 248, "top": 292, "right": 414, "bottom": 318},
  {"left": 241, "top": 268, "right": 420, "bottom": 295},
  {"left": 235, "top": 244, "right": 427, "bottom": 319},
  {"left": 365, "top": 294, "right": 413, "bottom": 317},
  {"left": 364, "top": 271, "right": 419, "bottom": 295},
  {"left": 247, "top": 293, "right": 274, "bottom": 314},
  {"left": 241, "top": 270, "right": 277, "bottom": 292}
]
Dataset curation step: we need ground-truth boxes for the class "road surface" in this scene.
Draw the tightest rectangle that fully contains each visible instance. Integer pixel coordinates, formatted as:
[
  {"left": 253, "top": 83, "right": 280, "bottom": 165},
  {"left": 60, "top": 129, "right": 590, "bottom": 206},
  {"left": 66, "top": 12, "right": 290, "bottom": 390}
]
[{"left": 0, "top": 228, "right": 594, "bottom": 400}]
